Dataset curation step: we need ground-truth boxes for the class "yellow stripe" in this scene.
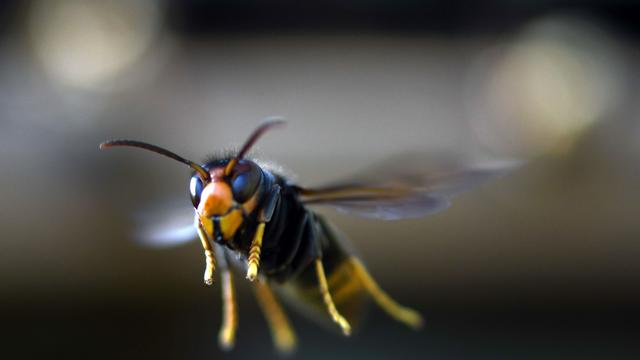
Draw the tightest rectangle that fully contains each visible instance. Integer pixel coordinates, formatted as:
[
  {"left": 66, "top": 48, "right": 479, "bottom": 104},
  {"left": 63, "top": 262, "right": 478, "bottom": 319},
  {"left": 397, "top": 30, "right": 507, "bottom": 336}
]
[{"left": 327, "top": 260, "right": 364, "bottom": 304}]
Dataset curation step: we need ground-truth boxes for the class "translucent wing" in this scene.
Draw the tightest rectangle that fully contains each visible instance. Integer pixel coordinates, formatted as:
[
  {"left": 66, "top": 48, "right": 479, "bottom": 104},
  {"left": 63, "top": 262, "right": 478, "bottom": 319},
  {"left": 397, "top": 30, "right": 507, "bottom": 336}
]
[
  {"left": 299, "top": 156, "right": 519, "bottom": 220},
  {"left": 332, "top": 193, "right": 449, "bottom": 220},
  {"left": 132, "top": 199, "right": 197, "bottom": 248}
]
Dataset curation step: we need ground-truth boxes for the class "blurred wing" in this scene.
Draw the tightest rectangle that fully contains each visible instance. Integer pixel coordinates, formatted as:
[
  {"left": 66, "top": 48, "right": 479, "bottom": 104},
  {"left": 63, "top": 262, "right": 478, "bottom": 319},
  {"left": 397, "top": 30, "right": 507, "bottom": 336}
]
[
  {"left": 300, "top": 160, "right": 518, "bottom": 220},
  {"left": 132, "top": 199, "right": 197, "bottom": 248},
  {"left": 333, "top": 194, "right": 450, "bottom": 220}
]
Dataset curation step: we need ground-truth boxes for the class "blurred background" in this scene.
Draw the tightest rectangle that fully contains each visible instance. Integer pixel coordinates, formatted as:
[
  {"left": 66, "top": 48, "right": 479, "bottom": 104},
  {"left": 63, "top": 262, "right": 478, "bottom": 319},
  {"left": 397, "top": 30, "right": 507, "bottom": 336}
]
[{"left": 1, "top": 0, "right": 640, "bottom": 359}]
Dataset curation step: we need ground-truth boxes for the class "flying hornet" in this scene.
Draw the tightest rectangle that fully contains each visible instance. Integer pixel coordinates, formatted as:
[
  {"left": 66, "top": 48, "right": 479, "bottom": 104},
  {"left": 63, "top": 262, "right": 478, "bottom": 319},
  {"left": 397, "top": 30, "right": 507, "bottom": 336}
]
[{"left": 100, "top": 119, "right": 514, "bottom": 353}]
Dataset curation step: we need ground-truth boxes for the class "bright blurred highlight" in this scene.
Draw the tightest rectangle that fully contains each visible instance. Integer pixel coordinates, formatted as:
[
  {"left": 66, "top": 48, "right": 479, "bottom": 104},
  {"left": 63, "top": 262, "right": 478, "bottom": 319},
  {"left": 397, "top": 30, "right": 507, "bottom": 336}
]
[
  {"left": 469, "top": 16, "right": 624, "bottom": 157},
  {"left": 28, "top": 0, "right": 162, "bottom": 90}
]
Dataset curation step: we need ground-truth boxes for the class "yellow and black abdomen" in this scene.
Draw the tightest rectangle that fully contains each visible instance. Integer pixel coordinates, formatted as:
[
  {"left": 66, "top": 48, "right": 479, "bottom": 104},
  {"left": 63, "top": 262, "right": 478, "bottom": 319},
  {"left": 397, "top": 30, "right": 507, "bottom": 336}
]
[
  {"left": 228, "top": 174, "right": 371, "bottom": 328},
  {"left": 275, "top": 215, "right": 370, "bottom": 330}
]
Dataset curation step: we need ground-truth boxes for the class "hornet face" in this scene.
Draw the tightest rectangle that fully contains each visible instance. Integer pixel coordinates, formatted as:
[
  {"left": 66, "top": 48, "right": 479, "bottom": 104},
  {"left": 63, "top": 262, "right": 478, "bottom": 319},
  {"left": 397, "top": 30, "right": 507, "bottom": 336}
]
[{"left": 190, "top": 159, "right": 263, "bottom": 242}]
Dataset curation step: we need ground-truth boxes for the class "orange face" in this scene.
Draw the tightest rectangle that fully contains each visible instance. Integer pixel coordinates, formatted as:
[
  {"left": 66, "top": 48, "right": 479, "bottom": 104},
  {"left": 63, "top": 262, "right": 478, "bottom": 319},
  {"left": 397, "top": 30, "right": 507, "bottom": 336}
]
[
  {"left": 191, "top": 163, "right": 261, "bottom": 242},
  {"left": 197, "top": 169, "right": 233, "bottom": 218}
]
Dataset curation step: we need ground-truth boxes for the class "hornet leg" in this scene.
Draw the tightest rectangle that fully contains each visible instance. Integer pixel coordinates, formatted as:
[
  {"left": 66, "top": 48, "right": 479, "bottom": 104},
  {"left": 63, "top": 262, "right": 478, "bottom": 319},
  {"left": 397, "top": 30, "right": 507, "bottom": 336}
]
[
  {"left": 349, "top": 258, "right": 423, "bottom": 329},
  {"left": 246, "top": 222, "right": 265, "bottom": 281},
  {"left": 315, "top": 258, "right": 352, "bottom": 336},
  {"left": 254, "top": 281, "right": 297, "bottom": 353},
  {"left": 247, "top": 185, "right": 280, "bottom": 281},
  {"left": 216, "top": 245, "right": 238, "bottom": 350},
  {"left": 196, "top": 218, "right": 215, "bottom": 285}
]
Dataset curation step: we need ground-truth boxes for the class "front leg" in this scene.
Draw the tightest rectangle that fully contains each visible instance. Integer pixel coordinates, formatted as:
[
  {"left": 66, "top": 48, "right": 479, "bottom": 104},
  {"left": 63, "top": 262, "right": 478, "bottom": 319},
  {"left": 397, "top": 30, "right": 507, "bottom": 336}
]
[
  {"left": 196, "top": 218, "right": 215, "bottom": 285},
  {"left": 246, "top": 222, "right": 265, "bottom": 281},
  {"left": 246, "top": 184, "right": 280, "bottom": 281}
]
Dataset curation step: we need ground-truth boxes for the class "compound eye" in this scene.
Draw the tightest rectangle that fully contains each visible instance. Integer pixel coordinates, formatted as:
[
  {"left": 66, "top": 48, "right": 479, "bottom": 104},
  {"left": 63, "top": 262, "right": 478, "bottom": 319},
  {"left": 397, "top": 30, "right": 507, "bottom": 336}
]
[
  {"left": 231, "top": 161, "right": 262, "bottom": 203},
  {"left": 189, "top": 175, "right": 204, "bottom": 207}
]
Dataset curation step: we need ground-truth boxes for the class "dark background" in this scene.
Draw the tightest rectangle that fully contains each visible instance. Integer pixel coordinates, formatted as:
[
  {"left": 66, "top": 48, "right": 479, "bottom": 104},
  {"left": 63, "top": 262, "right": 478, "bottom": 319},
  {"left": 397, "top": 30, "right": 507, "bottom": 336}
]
[{"left": 1, "top": 1, "right": 640, "bottom": 359}]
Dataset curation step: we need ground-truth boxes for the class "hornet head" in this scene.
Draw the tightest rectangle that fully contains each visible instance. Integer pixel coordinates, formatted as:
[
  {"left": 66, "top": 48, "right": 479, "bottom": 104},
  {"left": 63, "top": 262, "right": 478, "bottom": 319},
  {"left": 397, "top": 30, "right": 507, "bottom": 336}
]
[{"left": 100, "top": 119, "right": 284, "bottom": 242}]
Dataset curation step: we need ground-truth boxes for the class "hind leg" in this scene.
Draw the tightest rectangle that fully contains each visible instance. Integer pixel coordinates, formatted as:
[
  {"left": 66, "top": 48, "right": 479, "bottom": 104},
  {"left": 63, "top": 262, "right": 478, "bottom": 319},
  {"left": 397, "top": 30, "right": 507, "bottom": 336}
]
[
  {"left": 348, "top": 258, "right": 423, "bottom": 329},
  {"left": 314, "top": 258, "right": 352, "bottom": 336}
]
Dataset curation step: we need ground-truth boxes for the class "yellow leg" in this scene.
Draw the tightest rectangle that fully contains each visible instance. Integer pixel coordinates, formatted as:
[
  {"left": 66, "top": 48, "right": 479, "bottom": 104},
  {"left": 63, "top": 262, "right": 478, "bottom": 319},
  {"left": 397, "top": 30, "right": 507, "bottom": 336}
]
[
  {"left": 349, "top": 258, "right": 423, "bottom": 329},
  {"left": 218, "top": 267, "right": 238, "bottom": 350},
  {"left": 196, "top": 220, "right": 215, "bottom": 285},
  {"left": 315, "top": 259, "right": 352, "bottom": 336},
  {"left": 254, "top": 281, "right": 297, "bottom": 353},
  {"left": 246, "top": 222, "right": 265, "bottom": 281}
]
